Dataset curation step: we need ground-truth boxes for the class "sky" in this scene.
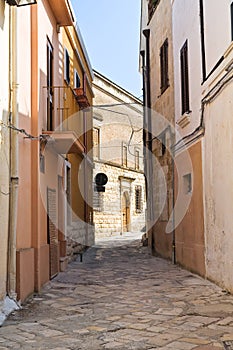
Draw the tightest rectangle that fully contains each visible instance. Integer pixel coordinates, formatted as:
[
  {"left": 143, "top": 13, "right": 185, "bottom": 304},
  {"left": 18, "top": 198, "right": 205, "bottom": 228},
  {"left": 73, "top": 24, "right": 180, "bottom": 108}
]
[{"left": 71, "top": 0, "right": 142, "bottom": 98}]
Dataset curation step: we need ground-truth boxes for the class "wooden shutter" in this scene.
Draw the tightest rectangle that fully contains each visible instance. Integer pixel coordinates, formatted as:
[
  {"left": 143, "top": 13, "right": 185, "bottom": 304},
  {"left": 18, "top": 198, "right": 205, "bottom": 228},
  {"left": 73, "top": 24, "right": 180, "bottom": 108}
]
[
  {"left": 160, "top": 39, "right": 169, "bottom": 93},
  {"left": 180, "top": 40, "right": 190, "bottom": 114}
]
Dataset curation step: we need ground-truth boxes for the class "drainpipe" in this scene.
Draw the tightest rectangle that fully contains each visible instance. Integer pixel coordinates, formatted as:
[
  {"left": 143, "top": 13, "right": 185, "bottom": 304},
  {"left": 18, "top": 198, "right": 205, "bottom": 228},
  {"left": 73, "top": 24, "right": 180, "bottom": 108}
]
[
  {"left": 199, "top": 0, "right": 206, "bottom": 82},
  {"left": 142, "top": 29, "right": 154, "bottom": 248},
  {"left": 83, "top": 110, "right": 88, "bottom": 245},
  {"left": 171, "top": 133, "right": 176, "bottom": 264},
  {"left": 140, "top": 50, "right": 148, "bottom": 204},
  {"left": 7, "top": 5, "right": 19, "bottom": 299}
]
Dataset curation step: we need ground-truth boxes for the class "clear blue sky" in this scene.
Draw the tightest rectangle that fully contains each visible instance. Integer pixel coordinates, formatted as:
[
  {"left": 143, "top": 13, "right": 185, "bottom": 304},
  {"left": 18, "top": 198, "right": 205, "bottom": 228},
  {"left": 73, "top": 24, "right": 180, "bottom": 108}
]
[{"left": 71, "top": 0, "right": 142, "bottom": 98}]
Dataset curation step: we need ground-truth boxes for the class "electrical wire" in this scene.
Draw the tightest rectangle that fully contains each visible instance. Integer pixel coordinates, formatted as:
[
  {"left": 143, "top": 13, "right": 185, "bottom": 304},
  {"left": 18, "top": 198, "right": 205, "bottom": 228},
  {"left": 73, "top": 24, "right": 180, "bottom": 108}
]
[
  {"left": 93, "top": 102, "right": 144, "bottom": 154},
  {"left": 0, "top": 120, "right": 46, "bottom": 141},
  {"left": 93, "top": 101, "right": 142, "bottom": 108}
]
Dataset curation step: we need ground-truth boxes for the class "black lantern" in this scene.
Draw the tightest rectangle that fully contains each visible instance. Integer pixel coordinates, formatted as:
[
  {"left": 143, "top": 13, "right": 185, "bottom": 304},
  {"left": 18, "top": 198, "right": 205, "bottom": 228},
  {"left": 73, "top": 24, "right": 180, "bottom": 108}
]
[{"left": 95, "top": 173, "right": 108, "bottom": 192}]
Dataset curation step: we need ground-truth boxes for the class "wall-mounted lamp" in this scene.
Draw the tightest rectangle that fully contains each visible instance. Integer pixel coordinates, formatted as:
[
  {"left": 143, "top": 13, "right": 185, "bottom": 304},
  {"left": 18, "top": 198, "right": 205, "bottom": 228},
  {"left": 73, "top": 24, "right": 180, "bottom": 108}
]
[{"left": 6, "top": 0, "right": 37, "bottom": 6}]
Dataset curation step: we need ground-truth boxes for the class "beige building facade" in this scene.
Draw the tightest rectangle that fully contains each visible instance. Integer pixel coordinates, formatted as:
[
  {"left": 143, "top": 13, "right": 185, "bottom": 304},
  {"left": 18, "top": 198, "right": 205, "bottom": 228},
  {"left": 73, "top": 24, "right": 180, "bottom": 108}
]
[
  {"left": 140, "top": 0, "right": 233, "bottom": 292},
  {"left": 93, "top": 71, "right": 146, "bottom": 237},
  {"left": 172, "top": 0, "right": 206, "bottom": 276},
  {"left": 140, "top": 0, "right": 175, "bottom": 260},
  {"left": 201, "top": 0, "right": 233, "bottom": 291},
  {"left": 0, "top": 1, "right": 13, "bottom": 323},
  {"left": 0, "top": 0, "right": 94, "bottom": 323}
]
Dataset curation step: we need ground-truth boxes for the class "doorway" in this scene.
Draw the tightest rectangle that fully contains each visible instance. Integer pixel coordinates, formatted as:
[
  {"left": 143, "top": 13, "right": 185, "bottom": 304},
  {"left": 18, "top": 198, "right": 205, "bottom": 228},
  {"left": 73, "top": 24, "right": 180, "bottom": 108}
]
[
  {"left": 47, "top": 187, "right": 59, "bottom": 279},
  {"left": 122, "top": 191, "right": 130, "bottom": 232}
]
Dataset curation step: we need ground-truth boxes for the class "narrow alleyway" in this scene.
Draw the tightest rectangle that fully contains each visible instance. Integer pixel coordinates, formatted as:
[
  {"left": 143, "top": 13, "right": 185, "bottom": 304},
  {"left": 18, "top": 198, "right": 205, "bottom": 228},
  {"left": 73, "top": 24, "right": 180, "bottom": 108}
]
[{"left": 1, "top": 233, "right": 233, "bottom": 350}]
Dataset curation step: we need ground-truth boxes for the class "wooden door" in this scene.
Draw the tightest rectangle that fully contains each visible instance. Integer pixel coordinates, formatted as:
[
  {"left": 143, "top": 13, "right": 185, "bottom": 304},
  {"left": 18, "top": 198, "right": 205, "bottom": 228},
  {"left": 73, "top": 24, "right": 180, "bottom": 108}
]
[{"left": 122, "top": 192, "right": 130, "bottom": 232}]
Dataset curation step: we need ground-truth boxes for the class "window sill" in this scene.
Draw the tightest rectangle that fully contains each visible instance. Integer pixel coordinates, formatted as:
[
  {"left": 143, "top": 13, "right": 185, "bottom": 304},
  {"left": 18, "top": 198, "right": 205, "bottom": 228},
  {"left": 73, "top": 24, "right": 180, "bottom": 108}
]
[{"left": 176, "top": 112, "right": 191, "bottom": 128}]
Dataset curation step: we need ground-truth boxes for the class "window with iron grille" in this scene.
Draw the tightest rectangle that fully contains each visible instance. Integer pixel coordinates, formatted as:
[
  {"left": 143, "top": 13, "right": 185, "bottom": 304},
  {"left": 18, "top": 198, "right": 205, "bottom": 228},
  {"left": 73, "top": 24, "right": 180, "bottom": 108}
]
[
  {"left": 135, "top": 186, "right": 142, "bottom": 213},
  {"left": 180, "top": 40, "right": 190, "bottom": 115},
  {"left": 160, "top": 39, "right": 169, "bottom": 93}
]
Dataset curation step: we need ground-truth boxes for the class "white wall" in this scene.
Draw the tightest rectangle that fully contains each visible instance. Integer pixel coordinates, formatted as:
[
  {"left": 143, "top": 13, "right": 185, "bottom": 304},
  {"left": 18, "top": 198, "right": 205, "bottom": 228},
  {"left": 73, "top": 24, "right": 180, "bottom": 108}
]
[
  {"left": 202, "top": 0, "right": 233, "bottom": 291},
  {"left": 203, "top": 0, "right": 232, "bottom": 74},
  {"left": 172, "top": 0, "right": 202, "bottom": 139}
]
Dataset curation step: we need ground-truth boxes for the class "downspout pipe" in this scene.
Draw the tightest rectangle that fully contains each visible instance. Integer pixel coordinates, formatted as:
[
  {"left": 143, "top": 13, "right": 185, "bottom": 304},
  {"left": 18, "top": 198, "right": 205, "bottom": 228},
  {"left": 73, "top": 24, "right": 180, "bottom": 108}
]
[
  {"left": 199, "top": 0, "right": 206, "bottom": 82},
  {"left": 171, "top": 134, "right": 176, "bottom": 265},
  {"left": 7, "top": 5, "right": 19, "bottom": 299},
  {"left": 143, "top": 29, "right": 154, "bottom": 247},
  {"left": 140, "top": 50, "right": 148, "bottom": 199},
  {"left": 140, "top": 50, "right": 146, "bottom": 148}
]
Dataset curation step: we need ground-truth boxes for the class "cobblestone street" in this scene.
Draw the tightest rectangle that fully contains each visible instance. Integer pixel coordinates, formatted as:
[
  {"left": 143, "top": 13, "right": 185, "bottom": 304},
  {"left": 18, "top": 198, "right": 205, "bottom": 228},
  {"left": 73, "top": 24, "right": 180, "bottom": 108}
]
[{"left": 1, "top": 233, "right": 233, "bottom": 349}]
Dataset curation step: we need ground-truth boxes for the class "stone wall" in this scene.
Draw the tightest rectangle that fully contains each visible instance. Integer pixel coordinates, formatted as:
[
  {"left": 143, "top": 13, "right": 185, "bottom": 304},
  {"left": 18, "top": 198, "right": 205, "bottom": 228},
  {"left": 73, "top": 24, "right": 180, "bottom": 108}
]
[
  {"left": 93, "top": 162, "right": 146, "bottom": 237},
  {"left": 66, "top": 221, "right": 94, "bottom": 262},
  {"left": 92, "top": 71, "right": 146, "bottom": 238}
]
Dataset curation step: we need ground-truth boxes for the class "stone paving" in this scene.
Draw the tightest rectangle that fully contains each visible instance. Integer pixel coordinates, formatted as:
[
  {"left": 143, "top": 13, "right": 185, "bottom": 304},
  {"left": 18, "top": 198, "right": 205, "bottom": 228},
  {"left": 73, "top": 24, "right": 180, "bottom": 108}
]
[{"left": 1, "top": 233, "right": 233, "bottom": 349}]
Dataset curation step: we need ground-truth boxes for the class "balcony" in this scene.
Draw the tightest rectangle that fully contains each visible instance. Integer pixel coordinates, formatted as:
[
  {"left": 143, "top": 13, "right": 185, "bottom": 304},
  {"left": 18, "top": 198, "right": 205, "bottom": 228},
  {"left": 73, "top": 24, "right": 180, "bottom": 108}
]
[
  {"left": 42, "top": 130, "right": 85, "bottom": 155},
  {"left": 73, "top": 88, "right": 90, "bottom": 109},
  {"left": 42, "top": 85, "right": 87, "bottom": 155}
]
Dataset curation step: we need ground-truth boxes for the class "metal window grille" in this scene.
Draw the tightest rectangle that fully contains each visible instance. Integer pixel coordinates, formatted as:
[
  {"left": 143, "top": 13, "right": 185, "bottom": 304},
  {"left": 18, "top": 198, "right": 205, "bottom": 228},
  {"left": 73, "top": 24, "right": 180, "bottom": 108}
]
[{"left": 135, "top": 186, "right": 142, "bottom": 213}]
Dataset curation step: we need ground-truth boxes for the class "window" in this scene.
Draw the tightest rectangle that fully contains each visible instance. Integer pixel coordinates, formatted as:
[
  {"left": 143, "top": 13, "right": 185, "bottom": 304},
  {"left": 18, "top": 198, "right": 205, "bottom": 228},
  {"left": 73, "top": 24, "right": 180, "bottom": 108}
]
[
  {"left": 64, "top": 48, "right": 70, "bottom": 84},
  {"left": 135, "top": 186, "right": 142, "bottom": 213},
  {"left": 160, "top": 39, "right": 169, "bottom": 93},
  {"left": 122, "top": 145, "right": 127, "bottom": 167},
  {"left": 47, "top": 39, "right": 53, "bottom": 131},
  {"left": 93, "top": 127, "right": 100, "bottom": 159},
  {"left": 180, "top": 40, "right": 190, "bottom": 115},
  {"left": 74, "top": 69, "right": 81, "bottom": 88},
  {"left": 183, "top": 173, "right": 192, "bottom": 194},
  {"left": 135, "top": 150, "right": 139, "bottom": 170}
]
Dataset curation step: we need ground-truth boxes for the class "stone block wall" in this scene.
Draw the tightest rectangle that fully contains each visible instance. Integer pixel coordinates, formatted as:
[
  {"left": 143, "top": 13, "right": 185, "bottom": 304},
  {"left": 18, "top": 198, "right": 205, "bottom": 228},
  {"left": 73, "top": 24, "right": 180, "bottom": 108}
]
[{"left": 93, "top": 162, "right": 146, "bottom": 237}]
